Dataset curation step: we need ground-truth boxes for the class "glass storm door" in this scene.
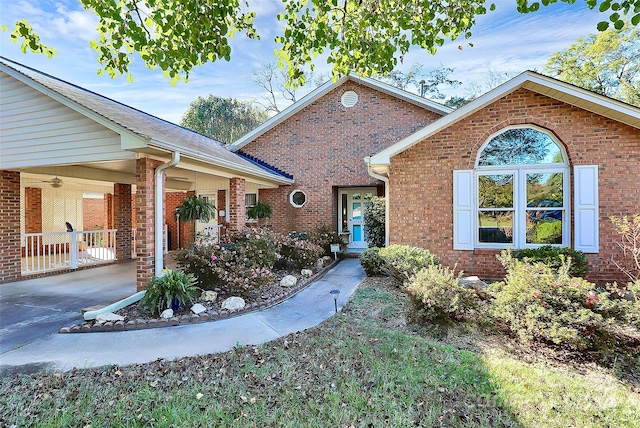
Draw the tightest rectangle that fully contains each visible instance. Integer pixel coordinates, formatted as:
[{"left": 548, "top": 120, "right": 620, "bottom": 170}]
[{"left": 339, "top": 188, "right": 375, "bottom": 250}]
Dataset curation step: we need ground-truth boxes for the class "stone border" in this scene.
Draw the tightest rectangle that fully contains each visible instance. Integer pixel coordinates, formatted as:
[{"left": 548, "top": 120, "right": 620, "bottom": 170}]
[{"left": 59, "top": 259, "right": 340, "bottom": 334}]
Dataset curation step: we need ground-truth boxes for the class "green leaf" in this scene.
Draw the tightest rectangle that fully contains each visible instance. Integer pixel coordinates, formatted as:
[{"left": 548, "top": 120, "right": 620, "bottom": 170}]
[{"left": 597, "top": 20, "right": 610, "bottom": 31}]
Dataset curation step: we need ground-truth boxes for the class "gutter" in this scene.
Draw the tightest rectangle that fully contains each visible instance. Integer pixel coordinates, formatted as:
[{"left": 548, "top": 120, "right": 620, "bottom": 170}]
[
  {"left": 364, "top": 156, "right": 390, "bottom": 247},
  {"left": 155, "top": 151, "right": 180, "bottom": 277}
]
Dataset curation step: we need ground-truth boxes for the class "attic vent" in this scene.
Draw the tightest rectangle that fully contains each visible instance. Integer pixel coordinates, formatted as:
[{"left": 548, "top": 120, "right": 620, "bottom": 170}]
[{"left": 341, "top": 91, "right": 359, "bottom": 108}]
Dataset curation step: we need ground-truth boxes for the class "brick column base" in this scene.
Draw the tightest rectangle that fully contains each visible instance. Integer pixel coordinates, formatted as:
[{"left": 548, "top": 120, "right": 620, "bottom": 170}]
[
  {"left": 228, "top": 178, "right": 246, "bottom": 232},
  {"left": 136, "top": 158, "right": 163, "bottom": 291}
]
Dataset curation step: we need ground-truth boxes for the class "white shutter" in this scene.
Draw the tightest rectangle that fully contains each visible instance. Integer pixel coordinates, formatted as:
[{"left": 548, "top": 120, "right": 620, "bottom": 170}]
[
  {"left": 453, "top": 170, "right": 474, "bottom": 250},
  {"left": 574, "top": 165, "right": 599, "bottom": 253}
]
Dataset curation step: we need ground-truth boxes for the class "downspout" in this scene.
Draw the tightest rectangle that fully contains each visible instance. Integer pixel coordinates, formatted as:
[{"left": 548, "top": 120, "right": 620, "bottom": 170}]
[
  {"left": 364, "top": 156, "right": 390, "bottom": 247},
  {"left": 155, "top": 151, "right": 180, "bottom": 277}
]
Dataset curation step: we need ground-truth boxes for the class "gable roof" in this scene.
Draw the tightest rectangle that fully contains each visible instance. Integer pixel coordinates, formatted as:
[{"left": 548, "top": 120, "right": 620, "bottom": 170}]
[
  {"left": 0, "top": 56, "right": 293, "bottom": 185},
  {"left": 369, "top": 70, "right": 640, "bottom": 168},
  {"left": 228, "top": 74, "right": 453, "bottom": 152}
]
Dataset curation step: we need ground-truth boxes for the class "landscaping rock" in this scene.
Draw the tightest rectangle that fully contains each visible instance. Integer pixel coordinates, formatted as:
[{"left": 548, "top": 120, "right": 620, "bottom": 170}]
[
  {"left": 160, "top": 309, "right": 174, "bottom": 319},
  {"left": 191, "top": 303, "right": 207, "bottom": 315},
  {"left": 201, "top": 290, "right": 218, "bottom": 301},
  {"left": 460, "top": 276, "right": 487, "bottom": 290},
  {"left": 280, "top": 275, "right": 298, "bottom": 287},
  {"left": 316, "top": 258, "right": 325, "bottom": 268},
  {"left": 301, "top": 269, "right": 313, "bottom": 277},
  {"left": 322, "top": 256, "right": 332, "bottom": 264},
  {"left": 221, "top": 297, "right": 246, "bottom": 310},
  {"left": 96, "top": 312, "right": 125, "bottom": 323}
]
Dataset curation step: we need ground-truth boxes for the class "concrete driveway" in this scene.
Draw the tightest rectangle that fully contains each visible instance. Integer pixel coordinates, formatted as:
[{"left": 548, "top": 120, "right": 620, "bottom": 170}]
[{"left": 0, "top": 262, "right": 136, "bottom": 354}]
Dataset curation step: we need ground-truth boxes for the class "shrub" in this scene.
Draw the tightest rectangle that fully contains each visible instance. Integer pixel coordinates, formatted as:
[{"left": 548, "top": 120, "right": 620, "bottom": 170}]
[
  {"left": 141, "top": 269, "right": 200, "bottom": 316},
  {"left": 489, "top": 250, "right": 616, "bottom": 350},
  {"left": 281, "top": 234, "right": 325, "bottom": 267},
  {"left": 511, "top": 245, "right": 588, "bottom": 278},
  {"left": 378, "top": 244, "right": 440, "bottom": 283},
  {"left": 175, "top": 235, "right": 219, "bottom": 288},
  {"left": 359, "top": 247, "right": 385, "bottom": 276},
  {"left": 405, "top": 265, "right": 478, "bottom": 322},
  {"left": 308, "top": 224, "right": 343, "bottom": 255},
  {"left": 610, "top": 214, "right": 640, "bottom": 282},
  {"left": 364, "top": 196, "right": 385, "bottom": 248}
]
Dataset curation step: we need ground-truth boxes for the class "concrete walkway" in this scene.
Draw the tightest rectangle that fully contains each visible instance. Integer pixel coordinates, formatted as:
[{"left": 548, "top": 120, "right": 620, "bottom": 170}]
[{"left": 0, "top": 259, "right": 364, "bottom": 375}]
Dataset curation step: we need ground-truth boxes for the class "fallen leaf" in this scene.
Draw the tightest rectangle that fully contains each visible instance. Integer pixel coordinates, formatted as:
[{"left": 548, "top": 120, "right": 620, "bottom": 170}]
[{"left": 196, "top": 393, "right": 204, "bottom": 400}]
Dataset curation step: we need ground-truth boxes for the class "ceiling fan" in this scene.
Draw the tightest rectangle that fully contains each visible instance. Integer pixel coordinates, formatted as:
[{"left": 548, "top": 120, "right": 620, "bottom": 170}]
[{"left": 29, "top": 177, "right": 64, "bottom": 188}]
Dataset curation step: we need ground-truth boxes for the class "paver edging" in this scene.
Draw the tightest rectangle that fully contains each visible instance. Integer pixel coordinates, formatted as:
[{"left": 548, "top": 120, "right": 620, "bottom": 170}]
[{"left": 60, "top": 259, "right": 341, "bottom": 334}]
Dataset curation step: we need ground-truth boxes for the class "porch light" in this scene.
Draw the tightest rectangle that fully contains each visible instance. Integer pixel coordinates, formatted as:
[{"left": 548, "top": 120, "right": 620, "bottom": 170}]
[{"left": 330, "top": 289, "right": 340, "bottom": 313}]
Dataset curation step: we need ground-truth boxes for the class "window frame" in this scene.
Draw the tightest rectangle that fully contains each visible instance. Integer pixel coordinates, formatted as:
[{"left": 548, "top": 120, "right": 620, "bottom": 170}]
[
  {"left": 245, "top": 193, "right": 258, "bottom": 222},
  {"left": 474, "top": 125, "right": 570, "bottom": 250}
]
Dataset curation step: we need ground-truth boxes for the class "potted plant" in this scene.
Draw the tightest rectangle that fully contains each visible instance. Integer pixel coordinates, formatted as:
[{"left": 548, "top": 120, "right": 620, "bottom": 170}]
[
  {"left": 246, "top": 200, "right": 273, "bottom": 225},
  {"left": 339, "top": 226, "right": 351, "bottom": 244},
  {"left": 174, "top": 195, "right": 216, "bottom": 223},
  {"left": 140, "top": 269, "right": 200, "bottom": 316}
]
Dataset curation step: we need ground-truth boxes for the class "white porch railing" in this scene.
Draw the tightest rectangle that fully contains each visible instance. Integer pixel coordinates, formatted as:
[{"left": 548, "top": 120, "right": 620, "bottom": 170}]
[{"left": 21, "top": 229, "right": 117, "bottom": 275}]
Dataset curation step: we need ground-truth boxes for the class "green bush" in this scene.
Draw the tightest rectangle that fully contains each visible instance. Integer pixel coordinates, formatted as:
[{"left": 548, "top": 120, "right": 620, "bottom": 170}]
[
  {"left": 378, "top": 244, "right": 440, "bottom": 283},
  {"left": 489, "top": 250, "right": 616, "bottom": 350},
  {"left": 512, "top": 245, "right": 588, "bottom": 278},
  {"left": 359, "top": 247, "right": 385, "bottom": 276},
  {"left": 141, "top": 269, "right": 200, "bottom": 316},
  {"left": 175, "top": 236, "right": 219, "bottom": 288},
  {"left": 405, "top": 265, "right": 478, "bottom": 322},
  {"left": 364, "top": 196, "right": 385, "bottom": 248}
]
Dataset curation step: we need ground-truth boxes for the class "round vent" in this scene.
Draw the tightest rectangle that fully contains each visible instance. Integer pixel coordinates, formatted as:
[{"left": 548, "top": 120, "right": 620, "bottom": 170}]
[{"left": 341, "top": 91, "right": 359, "bottom": 108}]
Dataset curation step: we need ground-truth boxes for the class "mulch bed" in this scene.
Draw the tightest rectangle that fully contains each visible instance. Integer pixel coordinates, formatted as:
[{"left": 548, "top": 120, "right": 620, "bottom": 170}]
[{"left": 60, "top": 259, "right": 338, "bottom": 334}]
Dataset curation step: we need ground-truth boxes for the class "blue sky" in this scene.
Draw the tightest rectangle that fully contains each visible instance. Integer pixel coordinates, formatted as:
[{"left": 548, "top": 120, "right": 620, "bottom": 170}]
[{"left": 0, "top": 0, "right": 606, "bottom": 123}]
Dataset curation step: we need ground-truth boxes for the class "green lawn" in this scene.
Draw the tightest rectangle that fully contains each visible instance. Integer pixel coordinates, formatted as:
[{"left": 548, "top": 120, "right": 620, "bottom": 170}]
[{"left": 1, "top": 277, "right": 639, "bottom": 427}]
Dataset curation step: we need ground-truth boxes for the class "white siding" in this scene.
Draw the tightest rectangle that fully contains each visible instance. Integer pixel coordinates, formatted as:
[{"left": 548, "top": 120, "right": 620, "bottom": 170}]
[{"left": 0, "top": 72, "right": 133, "bottom": 168}]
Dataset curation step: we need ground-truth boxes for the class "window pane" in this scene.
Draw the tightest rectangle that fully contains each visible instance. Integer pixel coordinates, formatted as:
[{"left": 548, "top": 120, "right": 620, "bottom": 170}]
[
  {"left": 479, "top": 175, "right": 513, "bottom": 208},
  {"left": 245, "top": 193, "right": 257, "bottom": 207},
  {"left": 479, "top": 128, "right": 563, "bottom": 166},
  {"left": 527, "top": 211, "right": 563, "bottom": 244},
  {"left": 352, "top": 202, "right": 362, "bottom": 221},
  {"left": 526, "top": 173, "right": 563, "bottom": 206},
  {"left": 478, "top": 211, "right": 513, "bottom": 243}
]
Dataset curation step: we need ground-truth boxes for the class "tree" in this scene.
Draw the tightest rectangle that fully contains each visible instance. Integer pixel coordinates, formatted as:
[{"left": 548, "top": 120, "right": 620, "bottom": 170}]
[
  {"left": 380, "top": 64, "right": 462, "bottom": 101},
  {"left": 179, "top": 95, "right": 268, "bottom": 144},
  {"left": 544, "top": 23, "right": 640, "bottom": 106},
  {"left": 250, "top": 61, "right": 325, "bottom": 114},
  {"left": 5, "top": 0, "right": 640, "bottom": 86}
]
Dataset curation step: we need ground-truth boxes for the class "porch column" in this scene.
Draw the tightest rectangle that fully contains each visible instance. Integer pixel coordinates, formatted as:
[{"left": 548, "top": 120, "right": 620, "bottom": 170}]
[
  {"left": 24, "top": 187, "right": 42, "bottom": 233},
  {"left": 0, "top": 171, "right": 21, "bottom": 283},
  {"left": 136, "top": 158, "right": 163, "bottom": 291},
  {"left": 105, "top": 193, "right": 114, "bottom": 230},
  {"left": 228, "top": 178, "right": 246, "bottom": 232},
  {"left": 114, "top": 183, "right": 132, "bottom": 261}
]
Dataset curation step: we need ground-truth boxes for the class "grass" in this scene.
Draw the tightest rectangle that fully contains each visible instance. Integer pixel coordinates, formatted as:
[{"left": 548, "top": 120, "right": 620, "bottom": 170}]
[{"left": 1, "top": 277, "right": 639, "bottom": 427}]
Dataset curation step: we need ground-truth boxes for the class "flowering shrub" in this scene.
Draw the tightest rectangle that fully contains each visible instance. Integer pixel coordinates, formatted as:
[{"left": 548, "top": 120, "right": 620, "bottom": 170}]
[
  {"left": 308, "top": 224, "right": 343, "bottom": 255},
  {"left": 405, "top": 265, "right": 478, "bottom": 322},
  {"left": 280, "top": 233, "right": 325, "bottom": 267},
  {"left": 175, "top": 235, "right": 219, "bottom": 287},
  {"left": 378, "top": 244, "right": 440, "bottom": 283},
  {"left": 489, "top": 250, "right": 617, "bottom": 350}
]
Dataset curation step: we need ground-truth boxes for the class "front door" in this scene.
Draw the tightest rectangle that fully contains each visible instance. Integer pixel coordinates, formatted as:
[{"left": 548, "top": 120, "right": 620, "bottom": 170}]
[{"left": 339, "top": 188, "right": 376, "bottom": 250}]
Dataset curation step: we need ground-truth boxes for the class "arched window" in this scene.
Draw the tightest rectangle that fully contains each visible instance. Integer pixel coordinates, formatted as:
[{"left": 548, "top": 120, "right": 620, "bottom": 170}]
[{"left": 475, "top": 126, "right": 569, "bottom": 248}]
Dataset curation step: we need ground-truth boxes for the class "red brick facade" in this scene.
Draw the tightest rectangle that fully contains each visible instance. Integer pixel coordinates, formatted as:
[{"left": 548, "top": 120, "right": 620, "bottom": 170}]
[
  {"left": 241, "top": 81, "right": 443, "bottom": 234},
  {"left": 229, "top": 178, "right": 246, "bottom": 232},
  {"left": 24, "top": 187, "right": 42, "bottom": 234},
  {"left": 0, "top": 171, "right": 22, "bottom": 283},
  {"left": 82, "top": 196, "right": 107, "bottom": 230},
  {"left": 114, "top": 183, "right": 133, "bottom": 261},
  {"left": 135, "top": 158, "right": 163, "bottom": 291},
  {"left": 390, "top": 88, "right": 640, "bottom": 284}
]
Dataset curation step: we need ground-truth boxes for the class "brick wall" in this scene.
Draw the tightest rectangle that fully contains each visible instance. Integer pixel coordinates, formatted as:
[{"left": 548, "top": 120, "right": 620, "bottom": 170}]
[
  {"left": 114, "top": 183, "right": 132, "bottom": 261},
  {"left": 229, "top": 178, "right": 245, "bottom": 231},
  {"left": 240, "top": 81, "right": 443, "bottom": 234},
  {"left": 135, "top": 158, "right": 163, "bottom": 291},
  {"left": 24, "top": 187, "right": 42, "bottom": 234},
  {"left": 0, "top": 171, "right": 21, "bottom": 283},
  {"left": 390, "top": 88, "right": 640, "bottom": 284},
  {"left": 166, "top": 191, "right": 192, "bottom": 250},
  {"left": 83, "top": 196, "right": 106, "bottom": 230}
]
